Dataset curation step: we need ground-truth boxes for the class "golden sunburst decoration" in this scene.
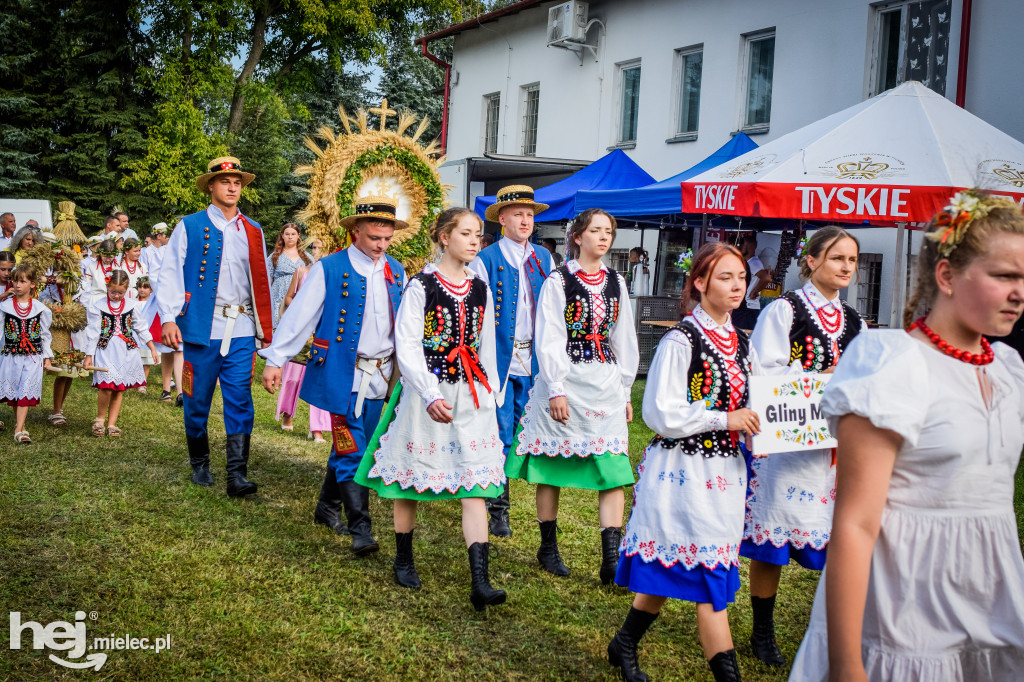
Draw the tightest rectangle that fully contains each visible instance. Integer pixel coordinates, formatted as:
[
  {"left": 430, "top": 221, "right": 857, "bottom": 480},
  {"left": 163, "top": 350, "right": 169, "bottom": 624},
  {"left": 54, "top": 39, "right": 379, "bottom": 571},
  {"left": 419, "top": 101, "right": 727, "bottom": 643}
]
[{"left": 295, "top": 99, "right": 448, "bottom": 273}]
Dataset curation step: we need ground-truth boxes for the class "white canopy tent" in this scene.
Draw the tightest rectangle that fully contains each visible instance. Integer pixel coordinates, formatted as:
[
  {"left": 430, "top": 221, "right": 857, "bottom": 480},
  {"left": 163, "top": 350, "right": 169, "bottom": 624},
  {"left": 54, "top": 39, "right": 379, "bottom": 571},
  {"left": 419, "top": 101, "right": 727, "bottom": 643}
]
[{"left": 680, "top": 82, "right": 1024, "bottom": 327}]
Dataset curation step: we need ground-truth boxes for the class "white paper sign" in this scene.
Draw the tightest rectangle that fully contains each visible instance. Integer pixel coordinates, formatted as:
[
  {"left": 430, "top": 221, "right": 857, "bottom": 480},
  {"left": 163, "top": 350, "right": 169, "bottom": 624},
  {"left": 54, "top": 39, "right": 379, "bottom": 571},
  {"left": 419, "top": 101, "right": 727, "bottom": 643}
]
[{"left": 750, "top": 374, "right": 837, "bottom": 456}]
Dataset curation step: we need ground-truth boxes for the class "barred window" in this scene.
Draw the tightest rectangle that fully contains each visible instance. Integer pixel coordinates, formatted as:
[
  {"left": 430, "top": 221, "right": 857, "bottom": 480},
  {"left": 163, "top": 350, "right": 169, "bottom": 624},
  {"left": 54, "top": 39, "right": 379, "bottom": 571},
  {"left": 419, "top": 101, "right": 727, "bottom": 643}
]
[
  {"left": 484, "top": 93, "right": 500, "bottom": 154},
  {"left": 521, "top": 85, "right": 539, "bottom": 156}
]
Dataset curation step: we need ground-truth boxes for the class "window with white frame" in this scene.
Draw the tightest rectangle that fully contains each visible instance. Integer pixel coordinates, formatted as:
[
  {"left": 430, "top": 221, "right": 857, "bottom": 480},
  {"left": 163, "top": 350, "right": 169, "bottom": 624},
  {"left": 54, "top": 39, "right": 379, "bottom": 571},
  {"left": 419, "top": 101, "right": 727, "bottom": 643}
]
[
  {"left": 520, "top": 84, "right": 539, "bottom": 156},
  {"left": 743, "top": 31, "right": 775, "bottom": 131},
  {"left": 871, "top": 0, "right": 951, "bottom": 96},
  {"left": 617, "top": 60, "right": 641, "bottom": 144},
  {"left": 483, "top": 93, "right": 500, "bottom": 154},
  {"left": 856, "top": 253, "right": 883, "bottom": 322},
  {"left": 675, "top": 47, "right": 703, "bottom": 136}
]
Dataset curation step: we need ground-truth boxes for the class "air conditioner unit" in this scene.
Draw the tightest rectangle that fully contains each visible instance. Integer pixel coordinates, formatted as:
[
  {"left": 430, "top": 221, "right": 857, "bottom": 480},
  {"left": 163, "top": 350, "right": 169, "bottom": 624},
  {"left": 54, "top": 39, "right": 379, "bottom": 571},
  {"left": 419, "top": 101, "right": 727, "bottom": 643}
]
[{"left": 547, "top": 1, "right": 589, "bottom": 46}]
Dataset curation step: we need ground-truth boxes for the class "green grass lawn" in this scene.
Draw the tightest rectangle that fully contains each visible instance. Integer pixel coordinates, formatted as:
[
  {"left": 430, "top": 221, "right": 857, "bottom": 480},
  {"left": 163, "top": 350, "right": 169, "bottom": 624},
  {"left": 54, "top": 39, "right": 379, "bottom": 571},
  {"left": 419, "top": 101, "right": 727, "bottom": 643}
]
[{"left": 1, "top": 367, "right": 1022, "bottom": 681}]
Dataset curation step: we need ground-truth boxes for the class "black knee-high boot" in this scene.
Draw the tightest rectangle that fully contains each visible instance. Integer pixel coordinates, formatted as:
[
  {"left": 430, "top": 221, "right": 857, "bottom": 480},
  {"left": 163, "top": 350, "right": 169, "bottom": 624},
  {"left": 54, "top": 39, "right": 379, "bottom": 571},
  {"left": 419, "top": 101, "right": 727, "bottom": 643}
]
[
  {"left": 393, "top": 531, "right": 420, "bottom": 589},
  {"left": 313, "top": 467, "right": 349, "bottom": 535},
  {"left": 749, "top": 595, "right": 785, "bottom": 666},
  {"left": 225, "top": 434, "right": 257, "bottom": 497},
  {"left": 487, "top": 485, "right": 512, "bottom": 537},
  {"left": 537, "top": 520, "right": 569, "bottom": 576},
  {"left": 600, "top": 527, "right": 622, "bottom": 585},
  {"left": 708, "top": 649, "right": 742, "bottom": 681},
  {"left": 468, "top": 542, "right": 506, "bottom": 611},
  {"left": 187, "top": 433, "right": 212, "bottom": 486},
  {"left": 608, "top": 607, "right": 657, "bottom": 682},
  {"left": 338, "top": 481, "right": 379, "bottom": 556}
]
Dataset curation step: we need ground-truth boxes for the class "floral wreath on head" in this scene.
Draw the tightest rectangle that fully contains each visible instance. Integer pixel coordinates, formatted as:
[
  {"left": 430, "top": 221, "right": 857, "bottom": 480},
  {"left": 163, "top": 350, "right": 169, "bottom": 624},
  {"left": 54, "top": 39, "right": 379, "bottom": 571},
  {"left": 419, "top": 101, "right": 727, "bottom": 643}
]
[
  {"left": 926, "top": 190, "right": 1013, "bottom": 258},
  {"left": 92, "top": 244, "right": 121, "bottom": 258}
]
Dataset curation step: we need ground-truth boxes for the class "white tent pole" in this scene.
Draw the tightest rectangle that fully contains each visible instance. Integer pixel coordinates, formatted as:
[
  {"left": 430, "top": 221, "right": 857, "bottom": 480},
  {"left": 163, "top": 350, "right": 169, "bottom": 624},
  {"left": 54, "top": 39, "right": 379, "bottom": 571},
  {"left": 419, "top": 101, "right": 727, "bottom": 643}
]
[{"left": 889, "top": 222, "right": 907, "bottom": 328}]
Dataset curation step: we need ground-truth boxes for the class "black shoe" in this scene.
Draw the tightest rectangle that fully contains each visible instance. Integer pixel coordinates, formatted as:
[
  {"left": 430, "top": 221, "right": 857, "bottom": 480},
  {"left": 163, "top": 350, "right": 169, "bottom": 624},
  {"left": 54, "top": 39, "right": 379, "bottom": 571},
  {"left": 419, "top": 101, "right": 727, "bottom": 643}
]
[
  {"left": 225, "top": 433, "right": 257, "bottom": 497},
  {"left": 394, "top": 531, "right": 421, "bottom": 589},
  {"left": 339, "top": 481, "right": 379, "bottom": 556},
  {"left": 187, "top": 434, "right": 212, "bottom": 486},
  {"left": 468, "top": 542, "right": 506, "bottom": 611},
  {"left": 487, "top": 486, "right": 512, "bottom": 537},
  {"left": 608, "top": 631, "right": 649, "bottom": 682},
  {"left": 160, "top": 390, "right": 173, "bottom": 403},
  {"left": 708, "top": 649, "right": 742, "bottom": 682},
  {"left": 313, "top": 467, "right": 349, "bottom": 535},
  {"left": 175, "top": 393, "right": 184, "bottom": 408},
  {"left": 600, "top": 527, "right": 623, "bottom": 585},
  {"left": 537, "top": 520, "right": 569, "bottom": 577},
  {"left": 749, "top": 595, "right": 786, "bottom": 666}
]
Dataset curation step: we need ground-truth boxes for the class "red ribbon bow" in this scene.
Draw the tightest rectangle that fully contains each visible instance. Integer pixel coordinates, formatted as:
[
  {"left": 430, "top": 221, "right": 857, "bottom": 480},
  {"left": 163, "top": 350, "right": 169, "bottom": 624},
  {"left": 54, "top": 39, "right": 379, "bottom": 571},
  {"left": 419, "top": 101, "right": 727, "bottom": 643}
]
[
  {"left": 584, "top": 331, "right": 607, "bottom": 362},
  {"left": 445, "top": 345, "right": 492, "bottom": 409}
]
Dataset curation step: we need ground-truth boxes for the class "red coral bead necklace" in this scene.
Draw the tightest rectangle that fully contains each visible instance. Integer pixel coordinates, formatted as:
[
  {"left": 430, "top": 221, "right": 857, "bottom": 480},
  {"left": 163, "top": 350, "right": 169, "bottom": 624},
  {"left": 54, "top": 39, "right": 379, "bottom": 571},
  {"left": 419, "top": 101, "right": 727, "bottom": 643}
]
[
  {"left": 13, "top": 298, "right": 32, "bottom": 317},
  {"left": 909, "top": 316, "right": 994, "bottom": 366}
]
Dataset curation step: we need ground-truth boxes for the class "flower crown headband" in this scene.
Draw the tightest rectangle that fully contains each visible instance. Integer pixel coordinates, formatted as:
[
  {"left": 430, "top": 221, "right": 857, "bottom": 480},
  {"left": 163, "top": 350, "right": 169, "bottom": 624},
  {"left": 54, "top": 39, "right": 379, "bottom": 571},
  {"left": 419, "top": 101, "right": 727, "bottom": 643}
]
[{"left": 926, "top": 190, "right": 1005, "bottom": 258}]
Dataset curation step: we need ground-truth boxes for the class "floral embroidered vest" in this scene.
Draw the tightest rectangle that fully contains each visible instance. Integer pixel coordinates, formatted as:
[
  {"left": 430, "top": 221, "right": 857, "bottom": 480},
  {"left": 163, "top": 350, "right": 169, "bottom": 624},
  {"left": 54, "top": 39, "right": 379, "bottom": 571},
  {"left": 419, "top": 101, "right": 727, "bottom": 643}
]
[
  {"left": 654, "top": 319, "right": 752, "bottom": 458},
  {"left": 98, "top": 310, "right": 138, "bottom": 350},
  {"left": 560, "top": 266, "right": 621, "bottom": 365},
  {"left": 782, "top": 291, "right": 861, "bottom": 371},
  {"left": 417, "top": 273, "right": 488, "bottom": 385},
  {"left": 2, "top": 312, "right": 43, "bottom": 356}
]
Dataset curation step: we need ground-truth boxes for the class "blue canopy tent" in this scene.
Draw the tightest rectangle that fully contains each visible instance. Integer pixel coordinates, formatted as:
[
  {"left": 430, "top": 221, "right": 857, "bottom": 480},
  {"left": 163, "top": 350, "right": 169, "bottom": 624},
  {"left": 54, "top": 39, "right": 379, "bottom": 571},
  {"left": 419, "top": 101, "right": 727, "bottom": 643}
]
[
  {"left": 473, "top": 149, "right": 655, "bottom": 222},
  {"left": 572, "top": 133, "right": 759, "bottom": 217}
]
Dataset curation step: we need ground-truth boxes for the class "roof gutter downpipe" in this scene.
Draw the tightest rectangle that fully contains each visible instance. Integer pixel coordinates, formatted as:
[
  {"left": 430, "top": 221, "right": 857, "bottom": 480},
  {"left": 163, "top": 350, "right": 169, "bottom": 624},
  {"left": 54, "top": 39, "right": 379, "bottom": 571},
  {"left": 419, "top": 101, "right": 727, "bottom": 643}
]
[
  {"left": 955, "top": 0, "right": 972, "bottom": 108},
  {"left": 419, "top": 38, "right": 452, "bottom": 155}
]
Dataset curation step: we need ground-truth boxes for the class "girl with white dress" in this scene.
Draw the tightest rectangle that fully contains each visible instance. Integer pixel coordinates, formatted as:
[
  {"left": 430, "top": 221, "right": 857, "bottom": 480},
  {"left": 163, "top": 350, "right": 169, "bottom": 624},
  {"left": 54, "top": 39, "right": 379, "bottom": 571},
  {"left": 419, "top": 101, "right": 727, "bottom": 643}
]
[
  {"left": 790, "top": 191, "right": 1024, "bottom": 681},
  {"left": 355, "top": 207, "right": 507, "bottom": 611},
  {"left": 741, "top": 225, "right": 866, "bottom": 666},
  {"left": 608, "top": 242, "right": 761, "bottom": 682},
  {"left": 81, "top": 239, "right": 121, "bottom": 306},
  {"left": 505, "top": 208, "right": 639, "bottom": 584},
  {"left": 119, "top": 238, "right": 148, "bottom": 299},
  {"left": 134, "top": 277, "right": 158, "bottom": 392},
  {"left": 0, "top": 264, "right": 53, "bottom": 444},
  {"left": 83, "top": 270, "right": 157, "bottom": 437}
]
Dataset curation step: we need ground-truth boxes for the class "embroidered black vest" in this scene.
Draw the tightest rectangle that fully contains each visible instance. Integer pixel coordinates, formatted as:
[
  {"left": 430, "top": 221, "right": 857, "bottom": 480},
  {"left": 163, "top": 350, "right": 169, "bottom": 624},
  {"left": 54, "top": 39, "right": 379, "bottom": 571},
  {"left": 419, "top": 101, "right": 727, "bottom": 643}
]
[
  {"left": 417, "top": 273, "right": 488, "bottom": 385},
  {"left": 652, "top": 319, "right": 752, "bottom": 459},
  {"left": 2, "top": 312, "right": 43, "bottom": 356},
  {"left": 560, "top": 266, "right": 621, "bottom": 365},
  {"left": 97, "top": 311, "right": 138, "bottom": 350},
  {"left": 782, "top": 291, "right": 861, "bottom": 371}
]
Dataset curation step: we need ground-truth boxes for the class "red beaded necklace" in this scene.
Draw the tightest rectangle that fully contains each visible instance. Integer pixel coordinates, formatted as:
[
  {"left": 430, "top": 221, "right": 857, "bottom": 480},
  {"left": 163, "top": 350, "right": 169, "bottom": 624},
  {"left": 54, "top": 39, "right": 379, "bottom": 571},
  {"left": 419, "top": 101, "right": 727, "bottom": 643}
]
[
  {"left": 13, "top": 298, "right": 32, "bottom": 318},
  {"left": 124, "top": 258, "right": 138, "bottom": 274},
  {"left": 434, "top": 271, "right": 472, "bottom": 297},
  {"left": 576, "top": 268, "right": 606, "bottom": 287},
  {"left": 909, "top": 316, "right": 994, "bottom": 366},
  {"left": 107, "top": 297, "right": 125, "bottom": 315},
  {"left": 696, "top": 314, "right": 738, "bottom": 357}
]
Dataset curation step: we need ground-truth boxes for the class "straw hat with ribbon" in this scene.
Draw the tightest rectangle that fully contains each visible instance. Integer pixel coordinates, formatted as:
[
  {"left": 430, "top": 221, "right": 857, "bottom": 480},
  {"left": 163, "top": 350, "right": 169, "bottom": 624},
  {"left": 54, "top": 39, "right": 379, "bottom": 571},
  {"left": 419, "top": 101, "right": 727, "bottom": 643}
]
[
  {"left": 195, "top": 156, "right": 255, "bottom": 193},
  {"left": 484, "top": 184, "right": 549, "bottom": 222},
  {"left": 339, "top": 195, "right": 409, "bottom": 231}
]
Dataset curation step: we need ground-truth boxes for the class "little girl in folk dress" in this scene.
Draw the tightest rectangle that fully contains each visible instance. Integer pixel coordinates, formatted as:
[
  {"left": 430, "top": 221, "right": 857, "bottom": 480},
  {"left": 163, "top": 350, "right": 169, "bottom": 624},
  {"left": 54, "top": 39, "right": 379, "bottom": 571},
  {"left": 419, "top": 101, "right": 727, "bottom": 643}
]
[
  {"left": 0, "top": 264, "right": 53, "bottom": 443},
  {"left": 355, "top": 207, "right": 507, "bottom": 611},
  {"left": 83, "top": 270, "right": 157, "bottom": 436},
  {"left": 505, "top": 208, "right": 638, "bottom": 584}
]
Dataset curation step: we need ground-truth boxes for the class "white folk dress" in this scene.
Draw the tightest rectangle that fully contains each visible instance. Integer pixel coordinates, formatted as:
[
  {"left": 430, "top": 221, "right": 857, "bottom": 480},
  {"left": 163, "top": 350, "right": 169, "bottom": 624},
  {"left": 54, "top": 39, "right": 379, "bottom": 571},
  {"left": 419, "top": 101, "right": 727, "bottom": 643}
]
[
  {"left": 0, "top": 298, "right": 53, "bottom": 405},
  {"left": 357, "top": 264, "right": 506, "bottom": 500},
  {"left": 616, "top": 307, "right": 761, "bottom": 611},
  {"left": 120, "top": 257, "right": 148, "bottom": 300},
  {"left": 741, "top": 282, "right": 866, "bottom": 569},
  {"left": 507, "top": 261, "right": 638, "bottom": 490},
  {"left": 85, "top": 297, "right": 152, "bottom": 391},
  {"left": 790, "top": 330, "right": 1024, "bottom": 681}
]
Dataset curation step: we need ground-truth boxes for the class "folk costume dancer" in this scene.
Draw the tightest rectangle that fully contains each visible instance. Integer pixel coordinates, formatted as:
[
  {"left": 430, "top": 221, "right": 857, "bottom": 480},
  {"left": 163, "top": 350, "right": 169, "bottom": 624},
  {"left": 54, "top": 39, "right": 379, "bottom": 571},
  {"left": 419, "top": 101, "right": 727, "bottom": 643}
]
[
  {"left": 260, "top": 196, "right": 405, "bottom": 556},
  {"left": 468, "top": 184, "right": 553, "bottom": 537},
  {"left": 504, "top": 209, "right": 638, "bottom": 582},
  {"left": 741, "top": 225, "right": 866, "bottom": 666},
  {"left": 0, "top": 264, "right": 53, "bottom": 444},
  {"left": 157, "top": 157, "right": 273, "bottom": 498},
  {"left": 354, "top": 207, "right": 507, "bottom": 610},
  {"left": 609, "top": 243, "right": 762, "bottom": 682},
  {"left": 790, "top": 191, "right": 1024, "bottom": 681}
]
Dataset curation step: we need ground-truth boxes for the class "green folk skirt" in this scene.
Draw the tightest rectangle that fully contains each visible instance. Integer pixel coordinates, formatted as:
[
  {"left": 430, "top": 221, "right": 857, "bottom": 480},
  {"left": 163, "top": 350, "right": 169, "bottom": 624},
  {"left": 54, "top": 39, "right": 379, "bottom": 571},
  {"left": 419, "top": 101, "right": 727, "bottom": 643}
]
[
  {"left": 504, "top": 426, "right": 635, "bottom": 491},
  {"left": 354, "top": 383, "right": 502, "bottom": 501}
]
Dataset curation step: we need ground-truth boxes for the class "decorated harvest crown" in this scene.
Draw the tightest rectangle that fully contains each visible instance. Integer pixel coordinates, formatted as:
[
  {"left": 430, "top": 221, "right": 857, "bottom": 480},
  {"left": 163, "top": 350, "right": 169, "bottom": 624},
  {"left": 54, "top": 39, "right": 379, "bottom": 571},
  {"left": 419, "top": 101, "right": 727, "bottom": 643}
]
[
  {"left": 339, "top": 195, "right": 409, "bottom": 231},
  {"left": 926, "top": 190, "right": 1019, "bottom": 258}
]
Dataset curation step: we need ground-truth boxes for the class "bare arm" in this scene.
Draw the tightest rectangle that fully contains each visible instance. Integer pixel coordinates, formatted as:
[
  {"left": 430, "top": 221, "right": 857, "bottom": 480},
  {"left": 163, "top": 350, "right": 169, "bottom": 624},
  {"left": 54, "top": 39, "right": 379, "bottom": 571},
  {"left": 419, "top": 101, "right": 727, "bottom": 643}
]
[{"left": 826, "top": 414, "right": 901, "bottom": 682}]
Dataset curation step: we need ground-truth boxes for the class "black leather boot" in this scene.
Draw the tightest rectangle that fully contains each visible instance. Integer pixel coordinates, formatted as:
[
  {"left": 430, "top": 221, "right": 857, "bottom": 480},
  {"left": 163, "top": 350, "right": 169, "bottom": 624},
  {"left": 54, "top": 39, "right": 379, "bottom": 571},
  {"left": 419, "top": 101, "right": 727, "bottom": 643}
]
[
  {"left": 487, "top": 486, "right": 512, "bottom": 537},
  {"left": 225, "top": 433, "right": 257, "bottom": 497},
  {"left": 608, "top": 607, "right": 657, "bottom": 682},
  {"left": 313, "top": 467, "right": 349, "bottom": 535},
  {"left": 187, "top": 433, "right": 212, "bottom": 486},
  {"left": 339, "top": 481, "right": 379, "bottom": 556},
  {"left": 708, "top": 649, "right": 742, "bottom": 681},
  {"left": 749, "top": 595, "right": 785, "bottom": 666},
  {"left": 468, "top": 542, "right": 506, "bottom": 611},
  {"left": 537, "top": 520, "right": 569, "bottom": 576},
  {"left": 393, "top": 531, "right": 421, "bottom": 589},
  {"left": 600, "top": 527, "right": 623, "bottom": 585}
]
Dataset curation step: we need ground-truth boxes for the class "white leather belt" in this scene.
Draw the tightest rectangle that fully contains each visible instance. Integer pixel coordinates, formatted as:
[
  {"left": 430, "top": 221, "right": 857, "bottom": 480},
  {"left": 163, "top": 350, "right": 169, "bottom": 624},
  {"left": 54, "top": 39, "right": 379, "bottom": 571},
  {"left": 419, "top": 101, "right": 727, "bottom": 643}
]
[
  {"left": 512, "top": 340, "right": 532, "bottom": 373},
  {"left": 354, "top": 356, "right": 390, "bottom": 417},
  {"left": 219, "top": 304, "right": 253, "bottom": 356}
]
